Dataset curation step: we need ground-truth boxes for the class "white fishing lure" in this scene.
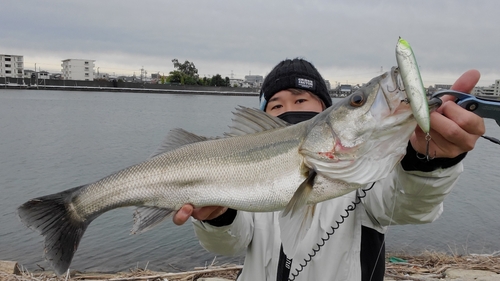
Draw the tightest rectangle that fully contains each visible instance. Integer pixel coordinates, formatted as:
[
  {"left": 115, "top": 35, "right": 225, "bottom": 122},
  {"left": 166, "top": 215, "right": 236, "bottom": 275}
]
[{"left": 396, "top": 37, "right": 431, "bottom": 134}]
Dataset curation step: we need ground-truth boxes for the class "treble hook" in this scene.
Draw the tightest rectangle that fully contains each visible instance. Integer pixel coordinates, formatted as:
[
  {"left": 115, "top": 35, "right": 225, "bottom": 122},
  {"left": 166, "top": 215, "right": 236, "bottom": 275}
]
[{"left": 416, "top": 133, "right": 435, "bottom": 161}]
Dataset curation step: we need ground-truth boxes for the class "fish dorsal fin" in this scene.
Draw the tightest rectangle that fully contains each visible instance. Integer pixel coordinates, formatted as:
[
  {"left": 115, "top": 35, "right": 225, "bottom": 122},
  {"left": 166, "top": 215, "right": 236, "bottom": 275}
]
[
  {"left": 224, "top": 106, "right": 289, "bottom": 137},
  {"left": 131, "top": 207, "right": 175, "bottom": 234},
  {"left": 279, "top": 204, "right": 316, "bottom": 258},
  {"left": 150, "top": 128, "right": 214, "bottom": 158}
]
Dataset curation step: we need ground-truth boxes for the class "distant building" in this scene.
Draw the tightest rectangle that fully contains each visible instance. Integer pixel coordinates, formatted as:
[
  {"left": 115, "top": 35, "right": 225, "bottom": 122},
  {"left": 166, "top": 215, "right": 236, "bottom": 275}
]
[
  {"left": 0, "top": 54, "right": 24, "bottom": 78},
  {"left": 24, "top": 69, "right": 35, "bottom": 78},
  {"left": 230, "top": 78, "right": 252, "bottom": 88},
  {"left": 117, "top": 75, "right": 138, "bottom": 83},
  {"left": 38, "top": 71, "right": 50, "bottom": 80},
  {"left": 434, "top": 84, "right": 452, "bottom": 90},
  {"left": 245, "top": 75, "right": 264, "bottom": 88},
  {"left": 427, "top": 83, "right": 454, "bottom": 96},
  {"left": 95, "top": 72, "right": 110, "bottom": 80},
  {"left": 474, "top": 80, "right": 500, "bottom": 97},
  {"left": 324, "top": 80, "right": 331, "bottom": 90},
  {"left": 50, "top": 73, "right": 63, "bottom": 80},
  {"left": 61, "top": 59, "right": 95, "bottom": 81},
  {"left": 245, "top": 75, "right": 264, "bottom": 83},
  {"left": 339, "top": 84, "right": 352, "bottom": 97}
]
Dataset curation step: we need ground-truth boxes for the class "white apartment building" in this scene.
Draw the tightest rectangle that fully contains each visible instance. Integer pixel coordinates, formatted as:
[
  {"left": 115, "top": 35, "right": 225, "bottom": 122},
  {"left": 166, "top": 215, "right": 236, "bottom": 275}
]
[
  {"left": 61, "top": 59, "right": 95, "bottom": 80},
  {"left": 0, "top": 54, "right": 24, "bottom": 78},
  {"left": 474, "top": 80, "right": 500, "bottom": 97}
]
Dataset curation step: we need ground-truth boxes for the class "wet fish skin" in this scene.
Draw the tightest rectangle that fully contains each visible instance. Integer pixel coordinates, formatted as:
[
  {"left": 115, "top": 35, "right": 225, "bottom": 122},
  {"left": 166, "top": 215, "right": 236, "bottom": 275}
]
[{"left": 18, "top": 67, "right": 417, "bottom": 275}]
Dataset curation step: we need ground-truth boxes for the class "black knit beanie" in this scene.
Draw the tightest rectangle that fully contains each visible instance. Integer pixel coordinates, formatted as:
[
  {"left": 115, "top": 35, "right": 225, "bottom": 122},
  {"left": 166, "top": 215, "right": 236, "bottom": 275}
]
[{"left": 259, "top": 58, "right": 332, "bottom": 111}]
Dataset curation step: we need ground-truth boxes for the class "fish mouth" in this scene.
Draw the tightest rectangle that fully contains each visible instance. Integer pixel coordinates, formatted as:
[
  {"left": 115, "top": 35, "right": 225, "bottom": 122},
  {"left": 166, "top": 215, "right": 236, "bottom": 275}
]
[
  {"left": 323, "top": 69, "right": 416, "bottom": 183},
  {"left": 369, "top": 68, "right": 414, "bottom": 129},
  {"left": 391, "top": 67, "right": 441, "bottom": 117},
  {"left": 300, "top": 67, "right": 419, "bottom": 185}
]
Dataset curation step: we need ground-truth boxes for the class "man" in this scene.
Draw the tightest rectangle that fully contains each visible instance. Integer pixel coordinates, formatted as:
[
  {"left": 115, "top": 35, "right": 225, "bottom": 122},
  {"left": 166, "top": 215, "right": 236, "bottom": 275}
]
[{"left": 174, "top": 58, "right": 484, "bottom": 280}]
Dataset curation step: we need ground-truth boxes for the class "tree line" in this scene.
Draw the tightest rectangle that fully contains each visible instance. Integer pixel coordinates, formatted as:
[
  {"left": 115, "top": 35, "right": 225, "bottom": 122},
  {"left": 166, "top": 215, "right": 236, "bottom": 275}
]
[{"left": 161, "top": 59, "right": 231, "bottom": 87}]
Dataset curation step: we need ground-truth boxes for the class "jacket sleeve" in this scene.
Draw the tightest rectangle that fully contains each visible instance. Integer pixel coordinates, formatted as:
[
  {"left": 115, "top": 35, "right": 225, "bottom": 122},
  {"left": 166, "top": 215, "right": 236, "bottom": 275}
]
[
  {"left": 192, "top": 210, "right": 255, "bottom": 256},
  {"left": 361, "top": 161, "right": 463, "bottom": 227}
]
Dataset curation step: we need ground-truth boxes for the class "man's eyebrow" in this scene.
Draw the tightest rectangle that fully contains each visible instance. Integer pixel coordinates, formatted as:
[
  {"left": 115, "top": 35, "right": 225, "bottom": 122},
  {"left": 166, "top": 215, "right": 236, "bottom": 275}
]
[{"left": 268, "top": 96, "right": 281, "bottom": 102}]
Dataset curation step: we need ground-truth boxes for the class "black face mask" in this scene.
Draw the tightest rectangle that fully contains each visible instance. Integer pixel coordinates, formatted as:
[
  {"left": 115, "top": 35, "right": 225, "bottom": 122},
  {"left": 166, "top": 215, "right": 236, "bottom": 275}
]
[{"left": 277, "top": 111, "right": 319, "bottom": 124}]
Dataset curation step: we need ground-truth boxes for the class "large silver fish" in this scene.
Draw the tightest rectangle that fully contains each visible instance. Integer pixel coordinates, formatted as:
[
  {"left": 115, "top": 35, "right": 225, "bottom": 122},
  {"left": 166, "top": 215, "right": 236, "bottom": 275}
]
[{"left": 18, "top": 67, "right": 418, "bottom": 275}]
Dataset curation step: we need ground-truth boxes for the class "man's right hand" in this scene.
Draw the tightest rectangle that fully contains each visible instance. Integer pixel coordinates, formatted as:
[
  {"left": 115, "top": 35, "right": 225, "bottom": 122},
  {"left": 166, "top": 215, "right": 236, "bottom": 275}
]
[{"left": 173, "top": 204, "right": 228, "bottom": 225}]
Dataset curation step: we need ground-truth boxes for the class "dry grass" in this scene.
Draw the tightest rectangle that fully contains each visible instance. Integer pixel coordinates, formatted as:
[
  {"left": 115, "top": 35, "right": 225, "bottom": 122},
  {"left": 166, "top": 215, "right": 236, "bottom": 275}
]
[
  {"left": 0, "top": 264, "right": 243, "bottom": 281},
  {"left": 385, "top": 251, "right": 500, "bottom": 280},
  {"left": 2, "top": 251, "right": 499, "bottom": 281}
]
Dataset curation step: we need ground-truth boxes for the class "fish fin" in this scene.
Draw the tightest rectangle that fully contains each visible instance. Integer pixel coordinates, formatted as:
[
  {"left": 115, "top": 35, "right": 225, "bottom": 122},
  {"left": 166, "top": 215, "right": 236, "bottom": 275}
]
[
  {"left": 282, "top": 170, "right": 316, "bottom": 217},
  {"left": 278, "top": 170, "right": 316, "bottom": 257},
  {"left": 132, "top": 207, "right": 175, "bottom": 234},
  {"left": 224, "top": 106, "right": 289, "bottom": 137},
  {"left": 17, "top": 185, "right": 92, "bottom": 276},
  {"left": 150, "top": 128, "right": 215, "bottom": 158},
  {"left": 279, "top": 204, "right": 316, "bottom": 257}
]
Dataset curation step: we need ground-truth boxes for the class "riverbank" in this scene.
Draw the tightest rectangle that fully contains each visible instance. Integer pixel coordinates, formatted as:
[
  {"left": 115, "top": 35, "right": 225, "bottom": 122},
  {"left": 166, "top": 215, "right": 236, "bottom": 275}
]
[
  {"left": 2, "top": 252, "right": 499, "bottom": 281},
  {"left": 0, "top": 83, "right": 260, "bottom": 96}
]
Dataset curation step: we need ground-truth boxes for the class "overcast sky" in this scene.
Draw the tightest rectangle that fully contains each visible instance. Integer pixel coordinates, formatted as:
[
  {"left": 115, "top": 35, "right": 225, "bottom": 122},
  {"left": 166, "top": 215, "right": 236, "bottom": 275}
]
[{"left": 2, "top": 0, "right": 499, "bottom": 86}]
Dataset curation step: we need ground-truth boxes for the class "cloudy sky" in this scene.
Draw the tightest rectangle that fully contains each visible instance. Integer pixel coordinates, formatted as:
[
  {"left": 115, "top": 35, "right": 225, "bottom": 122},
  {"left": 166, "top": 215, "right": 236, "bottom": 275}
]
[{"left": 2, "top": 0, "right": 499, "bottom": 86}]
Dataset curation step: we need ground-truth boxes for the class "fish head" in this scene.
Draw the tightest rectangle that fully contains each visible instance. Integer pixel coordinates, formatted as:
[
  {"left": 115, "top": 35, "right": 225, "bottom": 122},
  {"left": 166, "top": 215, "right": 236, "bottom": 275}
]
[{"left": 300, "top": 67, "right": 417, "bottom": 185}]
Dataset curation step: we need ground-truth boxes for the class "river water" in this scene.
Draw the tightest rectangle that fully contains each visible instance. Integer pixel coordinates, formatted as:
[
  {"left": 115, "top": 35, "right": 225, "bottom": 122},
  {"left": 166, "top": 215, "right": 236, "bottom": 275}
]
[{"left": 1, "top": 89, "right": 499, "bottom": 273}]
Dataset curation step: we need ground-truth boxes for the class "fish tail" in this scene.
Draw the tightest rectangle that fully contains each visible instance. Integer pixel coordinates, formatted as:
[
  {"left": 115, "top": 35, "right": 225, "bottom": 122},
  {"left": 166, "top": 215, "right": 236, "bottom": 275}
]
[{"left": 17, "top": 185, "right": 91, "bottom": 275}]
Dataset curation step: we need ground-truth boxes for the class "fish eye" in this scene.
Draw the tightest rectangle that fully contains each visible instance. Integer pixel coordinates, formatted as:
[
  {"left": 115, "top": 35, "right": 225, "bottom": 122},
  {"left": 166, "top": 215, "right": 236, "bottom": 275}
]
[{"left": 349, "top": 93, "right": 365, "bottom": 107}]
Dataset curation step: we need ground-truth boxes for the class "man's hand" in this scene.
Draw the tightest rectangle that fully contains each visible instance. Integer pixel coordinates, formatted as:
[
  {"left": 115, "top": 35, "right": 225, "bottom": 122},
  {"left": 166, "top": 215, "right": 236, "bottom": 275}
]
[
  {"left": 410, "top": 69, "right": 485, "bottom": 158},
  {"left": 173, "top": 204, "right": 228, "bottom": 225}
]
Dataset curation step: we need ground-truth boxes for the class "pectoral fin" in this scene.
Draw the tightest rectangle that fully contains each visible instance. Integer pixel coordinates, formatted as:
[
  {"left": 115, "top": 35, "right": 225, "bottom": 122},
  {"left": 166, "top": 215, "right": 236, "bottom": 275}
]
[
  {"left": 278, "top": 170, "right": 317, "bottom": 257},
  {"left": 279, "top": 204, "right": 316, "bottom": 257},
  {"left": 282, "top": 170, "right": 316, "bottom": 217}
]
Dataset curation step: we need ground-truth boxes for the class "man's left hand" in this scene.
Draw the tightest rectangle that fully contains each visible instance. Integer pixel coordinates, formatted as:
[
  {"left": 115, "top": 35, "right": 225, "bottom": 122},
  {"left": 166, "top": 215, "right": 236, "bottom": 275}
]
[{"left": 410, "top": 69, "right": 485, "bottom": 158}]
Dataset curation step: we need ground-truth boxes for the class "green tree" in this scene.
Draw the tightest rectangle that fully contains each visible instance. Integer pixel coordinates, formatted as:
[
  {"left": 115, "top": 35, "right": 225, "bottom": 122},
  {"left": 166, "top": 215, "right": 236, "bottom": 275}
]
[
  {"left": 183, "top": 75, "right": 198, "bottom": 85},
  {"left": 172, "top": 59, "right": 199, "bottom": 85},
  {"left": 209, "top": 74, "right": 230, "bottom": 87},
  {"left": 172, "top": 59, "right": 198, "bottom": 77},
  {"left": 202, "top": 77, "right": 209, "bottom": 86},
  {"left": 168, "top": 59, "right": 199, "bottom": 85},
  {"left": 167, "top": 70, "right": 182, "bottom": 84},
  {"left": 210, "top": 74, "right": 225, "bottom": 86}
]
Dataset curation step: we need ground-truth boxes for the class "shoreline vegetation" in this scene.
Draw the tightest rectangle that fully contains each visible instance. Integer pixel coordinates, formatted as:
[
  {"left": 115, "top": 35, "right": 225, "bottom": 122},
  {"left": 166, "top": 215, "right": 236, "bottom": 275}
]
[{"left": 2, "top": 251, "right": 499, "bottom": 281}]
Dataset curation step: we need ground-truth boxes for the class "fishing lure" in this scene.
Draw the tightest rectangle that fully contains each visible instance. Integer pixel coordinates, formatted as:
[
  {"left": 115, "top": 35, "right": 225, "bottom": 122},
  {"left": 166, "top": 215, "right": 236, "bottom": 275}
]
[{"left": 396, "top": 37, "right": 432, "bottom": 160}]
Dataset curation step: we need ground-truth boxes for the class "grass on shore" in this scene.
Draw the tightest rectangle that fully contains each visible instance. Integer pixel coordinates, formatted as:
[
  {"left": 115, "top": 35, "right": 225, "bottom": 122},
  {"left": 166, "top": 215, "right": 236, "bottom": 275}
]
[{"left": 2, "top": 251, "right": 499, "bottom": 281}]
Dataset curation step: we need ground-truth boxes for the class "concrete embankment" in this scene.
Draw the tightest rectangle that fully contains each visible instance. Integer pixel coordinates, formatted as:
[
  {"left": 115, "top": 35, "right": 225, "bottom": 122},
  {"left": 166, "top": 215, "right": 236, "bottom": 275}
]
[
  {"left": 0, "top": 77, "right": 260, "bottom": 96},
  {"left": 0, "top": 83, "right": 259, "bottom": 96},
  {"left": 0, "top": 83, "right": 259, "bottom": 97}
]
